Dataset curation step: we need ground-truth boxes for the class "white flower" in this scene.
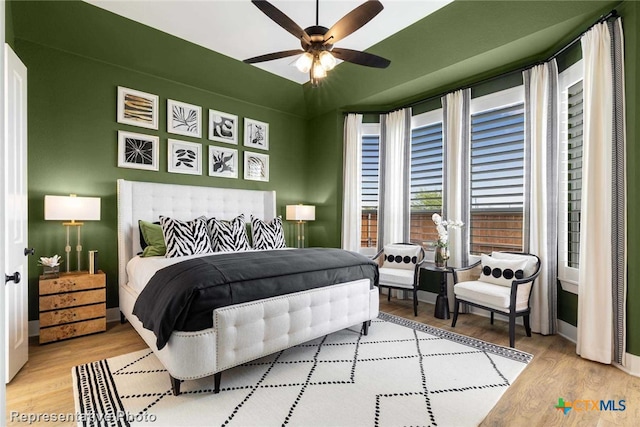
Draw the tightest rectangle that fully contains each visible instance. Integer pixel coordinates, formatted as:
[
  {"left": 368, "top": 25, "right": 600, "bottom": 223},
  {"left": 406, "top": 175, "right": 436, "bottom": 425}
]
[
  {"left": 38, "top": 255, "right": 61, "bottom": 268},
  {"left": 432, "top": 214, "right": 464, "bottom": 248}
]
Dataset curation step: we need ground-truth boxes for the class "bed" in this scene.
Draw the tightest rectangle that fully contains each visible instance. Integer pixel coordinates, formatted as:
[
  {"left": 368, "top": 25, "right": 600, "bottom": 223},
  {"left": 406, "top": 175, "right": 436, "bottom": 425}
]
[{"left": 117, "top": 179, "right": 379, "bottom": 395}]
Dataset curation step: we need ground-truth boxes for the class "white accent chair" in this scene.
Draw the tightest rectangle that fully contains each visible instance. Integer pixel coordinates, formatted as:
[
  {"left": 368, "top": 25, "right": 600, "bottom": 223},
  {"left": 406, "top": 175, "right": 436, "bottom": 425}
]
[
  {"left": 451, "top": 252, "right": 541, "bottom": 348},
  {"left": 373, "top": 243, "right": 426, "bottom": 316}
]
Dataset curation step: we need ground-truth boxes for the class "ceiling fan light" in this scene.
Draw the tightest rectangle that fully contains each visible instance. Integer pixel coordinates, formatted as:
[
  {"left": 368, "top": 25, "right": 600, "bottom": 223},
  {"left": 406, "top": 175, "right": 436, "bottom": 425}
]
[
  {"left": 312, "top": 61, "right": 327, "bottom": 79},
  {"left": 319, "top": 51, "right": 336, "bottom": 71},
  {"left": 296, "top": 52, "right": 314, "bottom": 73}
]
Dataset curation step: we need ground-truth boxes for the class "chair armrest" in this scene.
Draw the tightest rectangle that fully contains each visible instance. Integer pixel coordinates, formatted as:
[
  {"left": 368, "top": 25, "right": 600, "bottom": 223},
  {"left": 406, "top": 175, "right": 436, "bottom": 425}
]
[
  {"left": 452, "top": 260, "right": 482, "bottom": 283},
  {"left": 416, "top": 247, "right": 427, "bottom": 266},
  {"left": 511, "top": 261, "right": 542, "bottom": 286},
  {"left": 371, "top": 248, "right": 384, "bottom": 267}
]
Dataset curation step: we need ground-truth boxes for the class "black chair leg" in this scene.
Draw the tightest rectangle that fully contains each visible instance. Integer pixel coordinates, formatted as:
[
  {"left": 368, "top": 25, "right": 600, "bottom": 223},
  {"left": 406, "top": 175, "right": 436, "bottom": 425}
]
[
  {"left": 524, "top": 315, "right": 532, "bottom": 337},
  {"left": 412, "top": 289, "right": 418, "bottom": 316},
  {"left": 509, "top": 314, "right": 516, "bottom": 348},
  {"left": 490, "top": 312, "right": 494, "bottom": 325},
  {"left": 451, "top": 299, "right": 460, "bottom": 327},
  {"left": 387, "top": 288, "right": 391, "bottom": 301},
  {"left": 170, "top": 375, "right": 181, "bottom": 396}
]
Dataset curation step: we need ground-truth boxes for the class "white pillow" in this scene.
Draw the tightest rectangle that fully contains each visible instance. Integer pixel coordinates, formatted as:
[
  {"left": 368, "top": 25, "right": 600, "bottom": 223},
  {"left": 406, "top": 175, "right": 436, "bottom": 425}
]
[
  {"left": 160, "top": 215, "right": 213, "bottom": 258},
  {"left": 251, "top": 216, "right": 286, "bottom": 250},
  {"left": 382, "top": 244, "right": 421, "bottom": 271},
  {"left": 490, "top": 252, "right": 538, "bottom": 278},
  {"left": 208, "top": 214, "right": 251, "bottom": 252},
  {"left": 478, "top": 254, "right": 528, "bottom": 287}
]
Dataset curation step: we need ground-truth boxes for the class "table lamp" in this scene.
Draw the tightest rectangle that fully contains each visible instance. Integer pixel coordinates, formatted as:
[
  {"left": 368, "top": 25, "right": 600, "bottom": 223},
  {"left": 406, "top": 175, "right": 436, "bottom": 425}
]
[
  {"left": 286, "top": 204, "right": 315, "bottom": 248},
  {"left": 44, "top": 194, "right": 101, "bottom": 272}
]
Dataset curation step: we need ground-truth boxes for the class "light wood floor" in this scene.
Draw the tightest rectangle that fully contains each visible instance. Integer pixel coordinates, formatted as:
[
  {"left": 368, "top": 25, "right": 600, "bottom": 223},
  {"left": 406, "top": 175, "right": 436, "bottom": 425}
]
[{"left": 6, "top": 299, "right": 640, "bottom": 426}]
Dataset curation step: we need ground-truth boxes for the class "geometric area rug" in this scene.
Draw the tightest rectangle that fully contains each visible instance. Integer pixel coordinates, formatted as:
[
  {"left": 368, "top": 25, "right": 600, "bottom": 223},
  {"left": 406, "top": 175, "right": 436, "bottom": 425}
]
[{"left": 72, "top": 312, "right": 532, "bottom": 427}]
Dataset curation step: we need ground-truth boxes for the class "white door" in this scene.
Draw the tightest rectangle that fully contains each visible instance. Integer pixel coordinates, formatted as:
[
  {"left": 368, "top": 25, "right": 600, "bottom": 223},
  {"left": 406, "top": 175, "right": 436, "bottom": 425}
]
[{"left": 4, "top": 44, "right": 29, "bottom": 383}]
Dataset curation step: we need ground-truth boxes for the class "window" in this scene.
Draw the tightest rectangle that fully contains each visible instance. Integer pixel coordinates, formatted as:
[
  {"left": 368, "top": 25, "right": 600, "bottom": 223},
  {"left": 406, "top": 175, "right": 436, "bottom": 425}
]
[
  {"left": 469, "top": 87, "right": 525, "bottom": 255},
  {"left": 361, "top": 124, "right": 380, "bottom": 249},
  {"left": 558, "top": 61, "right": 583, "bottom": 291},
  {"left": 410, "top": 110, "right": 443, "bottom": 246},
  {"left": 565, "top": 80, "right": 583, "bottom": 268}
]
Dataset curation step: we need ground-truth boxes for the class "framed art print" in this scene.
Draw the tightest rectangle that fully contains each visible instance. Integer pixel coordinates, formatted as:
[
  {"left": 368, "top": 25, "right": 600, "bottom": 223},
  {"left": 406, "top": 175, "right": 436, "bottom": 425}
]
[
  {"left": 209, "top": 109, "right": 238, "bottom": 144},
  {"left": 117, "top": 86, "right": 159, "bottom": 130},
  {"left": 244, "top": 118, "right": 269, "bottom": 150},
  {"left": 167, "top": 99, "right": 201, "bottom": 138},
  {"left": 208, "top": 146, "right": 238, "bottom": 179},
  {"left": 244, "top": 151, "right": 269, "bottom": 182},
  {"left": 168, "top": 139, "right": 202, "bottom": 175},
  {"left": 117, "top": 131, "right": 159, "bottom": 171}
]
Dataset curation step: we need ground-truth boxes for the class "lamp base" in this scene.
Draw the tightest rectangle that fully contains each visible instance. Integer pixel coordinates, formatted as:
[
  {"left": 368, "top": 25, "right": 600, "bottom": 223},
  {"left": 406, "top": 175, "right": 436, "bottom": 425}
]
[{"left": 63, "top": 222, "right": 84, "bottom": 271}]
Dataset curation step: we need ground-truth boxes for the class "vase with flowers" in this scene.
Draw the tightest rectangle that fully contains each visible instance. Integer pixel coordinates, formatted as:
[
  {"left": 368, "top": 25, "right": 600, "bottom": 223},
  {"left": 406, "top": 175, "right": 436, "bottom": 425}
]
[
  {"left": 39, "top": 255, "right": 62, "bottom": 279},
  {"left": 432, "top": 213, "right": 464, "bottom": 268}
]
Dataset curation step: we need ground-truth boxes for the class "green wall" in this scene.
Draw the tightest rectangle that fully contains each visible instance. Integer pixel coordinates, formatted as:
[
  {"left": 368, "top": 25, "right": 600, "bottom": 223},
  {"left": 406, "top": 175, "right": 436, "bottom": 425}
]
[
  {"left": 305, "top": 111, "right": 344, "bottom": 248},
  {"left": 4, "top": 0, "right": 14, "bottom": 48},
  {"left": 10, "top": 3, "right": 309, "bottom": 320}
]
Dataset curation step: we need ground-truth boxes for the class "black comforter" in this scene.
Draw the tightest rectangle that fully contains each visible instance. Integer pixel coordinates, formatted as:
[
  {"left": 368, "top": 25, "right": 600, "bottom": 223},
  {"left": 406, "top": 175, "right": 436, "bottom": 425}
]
[{"left": 132, "top": 248, "right": 378, "bottom": 349}]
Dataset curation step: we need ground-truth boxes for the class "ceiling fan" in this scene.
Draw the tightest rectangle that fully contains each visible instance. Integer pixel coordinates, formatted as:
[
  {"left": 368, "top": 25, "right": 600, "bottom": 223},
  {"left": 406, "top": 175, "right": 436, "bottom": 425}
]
[{"left": 244, "top": 0, "right": 391, "bottom": 86}]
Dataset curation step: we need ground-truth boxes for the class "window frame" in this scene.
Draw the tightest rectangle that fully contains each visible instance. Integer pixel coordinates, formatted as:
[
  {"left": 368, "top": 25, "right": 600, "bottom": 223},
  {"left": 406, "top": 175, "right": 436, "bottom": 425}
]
[
  {"left": 468, "top": 86, "right": 526, "bottom": 263},
  {"left": 359, "top": 123, "right": 381, "bottom": 255},
  {"left": 409, "top": 109, "right": 444, "bottom": 251},
  {"left": 557, "top": 60, "right": 583, "bottom": 294}
]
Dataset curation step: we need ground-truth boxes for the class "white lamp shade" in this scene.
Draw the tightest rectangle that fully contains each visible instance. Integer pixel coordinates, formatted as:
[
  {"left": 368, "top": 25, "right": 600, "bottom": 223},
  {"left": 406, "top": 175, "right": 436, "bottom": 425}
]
[
  {"left": 44, "top": 195, "right": 101, "bottom": 221},
  {"left": 286, "top": 205, "right": 315, "bottom": 222}
]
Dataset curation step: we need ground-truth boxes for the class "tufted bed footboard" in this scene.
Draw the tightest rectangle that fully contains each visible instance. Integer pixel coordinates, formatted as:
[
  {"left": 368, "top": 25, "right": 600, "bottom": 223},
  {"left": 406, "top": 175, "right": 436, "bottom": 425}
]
[{"left": 121, "top": 278, "right": 379, "bottom": 395}]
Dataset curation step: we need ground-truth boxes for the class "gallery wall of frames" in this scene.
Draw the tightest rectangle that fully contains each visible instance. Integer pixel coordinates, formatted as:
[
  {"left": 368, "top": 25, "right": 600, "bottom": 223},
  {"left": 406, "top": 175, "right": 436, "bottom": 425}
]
[{"left": 116, "top": 86, "right": 270, "bottom": 182}]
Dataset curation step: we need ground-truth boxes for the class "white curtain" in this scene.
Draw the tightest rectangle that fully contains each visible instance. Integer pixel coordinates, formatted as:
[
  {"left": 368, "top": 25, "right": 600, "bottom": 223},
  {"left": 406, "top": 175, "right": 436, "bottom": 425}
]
[
  {"left": 342, "top": 113, "right": 363, "bottom": 252},
  {"left": 379, "top": 108, "right": 411, "bottom": 245},
  {"left": 523, "top": 61, "right": 558, "bottom": 335},
  {"left": 577, "top": 19, "right": 627, "bottom": 365},
  {"left": 442, "top": 89, "right": 470, "bottom": 309}
]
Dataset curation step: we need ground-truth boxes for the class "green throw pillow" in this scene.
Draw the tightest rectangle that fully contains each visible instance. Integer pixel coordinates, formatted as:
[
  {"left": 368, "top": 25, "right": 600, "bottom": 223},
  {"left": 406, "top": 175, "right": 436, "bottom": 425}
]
[{"left": 139, "top": 220, "right": 166, "bottom": 257}]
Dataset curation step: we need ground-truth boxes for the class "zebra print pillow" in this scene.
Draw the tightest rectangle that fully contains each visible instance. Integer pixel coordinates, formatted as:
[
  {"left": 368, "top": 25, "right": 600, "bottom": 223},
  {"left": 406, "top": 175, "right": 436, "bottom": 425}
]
[
  {"left": 160, "top": 215, "right": 213, "bottom": 258},
  {"left": 251, "top": 215, "right": 286, "bottom": 250},
  {"left": 207, "top": 214, "right": 251, "bottom": 252}
]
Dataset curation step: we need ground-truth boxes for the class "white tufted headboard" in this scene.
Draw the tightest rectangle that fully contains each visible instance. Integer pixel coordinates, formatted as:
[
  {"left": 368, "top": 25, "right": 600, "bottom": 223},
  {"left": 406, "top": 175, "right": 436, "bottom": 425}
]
[{"left": 117, "top": 179, "right": 276, "bottom": 288}]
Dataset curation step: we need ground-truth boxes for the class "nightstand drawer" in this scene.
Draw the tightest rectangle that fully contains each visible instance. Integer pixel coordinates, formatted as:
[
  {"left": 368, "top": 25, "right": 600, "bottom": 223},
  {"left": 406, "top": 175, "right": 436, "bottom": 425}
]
[
  {"left": 39, "top": 289, "right": 105, "bottom": 312},
  {"left": 39, "top": 272, "right": 105, "bottom": 295},
  {"left": 39, "top": 303, "right": 106, "bottom": 327},
  {"left": 39, "top": 318, "right": 106, "bottom": 344}
]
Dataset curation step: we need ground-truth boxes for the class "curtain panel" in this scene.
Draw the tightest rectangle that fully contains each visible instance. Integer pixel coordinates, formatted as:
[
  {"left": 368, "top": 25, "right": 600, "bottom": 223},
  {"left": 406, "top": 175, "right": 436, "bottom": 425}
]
[
  {"left": 379, "top": 108, "right": 411, "bottom": 246},
  {"left": 576, "top": 18, "right": 627, "bottom": 366},
  {"left": 442, "top": 89, "right": 470, "bottom": 310},
  {"left": 342, "top": 113, "right": 363, "bottom": 252},
  {"left": 523, "top": 61, "right": 559, "bottom": 336}
]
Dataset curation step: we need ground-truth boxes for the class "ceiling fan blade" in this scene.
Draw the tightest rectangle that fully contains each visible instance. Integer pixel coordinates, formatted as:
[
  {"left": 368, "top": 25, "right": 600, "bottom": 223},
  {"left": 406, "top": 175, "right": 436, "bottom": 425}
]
[
  {"left": 243, "top": 49, "right": 305, "bottom": 64},
  {"left": 251, "top": 0, "right": 311, "bottom": 45},
  {"left": 332, "top": 48, "right": 390, "bottom": 68},
  {"left": 323, "top": 0, "right": 384, "bottom": 45}
]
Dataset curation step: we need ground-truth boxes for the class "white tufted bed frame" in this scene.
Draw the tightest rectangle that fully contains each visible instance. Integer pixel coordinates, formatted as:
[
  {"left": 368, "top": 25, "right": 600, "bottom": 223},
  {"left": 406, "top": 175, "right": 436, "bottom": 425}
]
[{"left": 117, "top": 179, "right": 379, "bottom": 395}]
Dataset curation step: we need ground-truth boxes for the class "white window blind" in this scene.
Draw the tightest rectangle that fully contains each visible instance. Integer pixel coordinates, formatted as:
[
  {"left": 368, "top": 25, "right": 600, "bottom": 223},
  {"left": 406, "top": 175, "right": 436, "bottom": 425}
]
[
  {"left": 469, "top": 100, "right": 525, "bottom": 254},
  {"left": 565, "top": 80, "right": 583, "bottom": 268},
  {"left": 361, "top": 132, "right": 380, "bottom": 249},
  {"left": 410, "top": 121, "right": 443, "bottom": 245},
  {"left": 558, "top": 60, "right": 583, "bottom": 291}
]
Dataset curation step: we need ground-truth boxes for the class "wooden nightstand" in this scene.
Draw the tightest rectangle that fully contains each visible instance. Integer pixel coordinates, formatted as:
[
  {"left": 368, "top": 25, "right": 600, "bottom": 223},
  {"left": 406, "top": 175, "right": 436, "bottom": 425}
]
[{"left": 39, "top": 270, "right": 106, "bottom": 344}]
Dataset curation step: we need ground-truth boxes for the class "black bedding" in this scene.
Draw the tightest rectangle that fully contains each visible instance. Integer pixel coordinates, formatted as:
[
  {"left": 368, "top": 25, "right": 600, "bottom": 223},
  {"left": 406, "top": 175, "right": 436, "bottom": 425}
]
[{"left": 132, "top": 248, "right": 379, "bottom": 349}]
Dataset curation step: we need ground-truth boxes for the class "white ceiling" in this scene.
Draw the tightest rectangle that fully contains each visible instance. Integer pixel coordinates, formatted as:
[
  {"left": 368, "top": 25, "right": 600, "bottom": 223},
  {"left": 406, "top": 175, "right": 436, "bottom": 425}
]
[{"left": 85, "top": 0, "right": 452, "bottom": 84}]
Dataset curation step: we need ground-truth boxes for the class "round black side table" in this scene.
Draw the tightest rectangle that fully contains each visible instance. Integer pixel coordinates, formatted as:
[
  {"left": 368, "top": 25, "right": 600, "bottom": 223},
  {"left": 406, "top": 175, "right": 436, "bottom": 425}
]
[{"left": 421, "top": 263, "right": 454, "bottom": 320}]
